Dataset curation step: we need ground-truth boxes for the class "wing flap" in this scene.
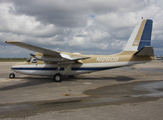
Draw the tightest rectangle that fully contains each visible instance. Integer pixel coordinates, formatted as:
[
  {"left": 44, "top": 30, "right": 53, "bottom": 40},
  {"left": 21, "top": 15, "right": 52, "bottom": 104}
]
[{"left": 60, "top": 53, "right": 90, "bottom": 60}]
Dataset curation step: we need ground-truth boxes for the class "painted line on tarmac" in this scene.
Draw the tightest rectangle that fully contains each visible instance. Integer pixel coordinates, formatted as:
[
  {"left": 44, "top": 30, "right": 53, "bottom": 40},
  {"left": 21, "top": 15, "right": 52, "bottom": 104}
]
[
  {"left": 83, "top": 83, "right": 92, "bottom": 85},
  {"left": 62, "top": 94, "right": 112, "bottom": 97},
  {"left": 0, "top": 78, "right": 16, "bottom": 84},
  {"left": 135, "top": 71, "right": 147, "bottom": 77},
  {"left": 63, "top": 94, "right": 90, "bottom": 97}
]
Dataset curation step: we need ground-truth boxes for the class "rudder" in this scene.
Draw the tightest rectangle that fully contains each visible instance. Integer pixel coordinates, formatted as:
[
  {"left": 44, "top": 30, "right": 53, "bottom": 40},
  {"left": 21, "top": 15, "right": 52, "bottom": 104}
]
[{"left": 138, "top": 19, "right": 153, "bottom": 50}]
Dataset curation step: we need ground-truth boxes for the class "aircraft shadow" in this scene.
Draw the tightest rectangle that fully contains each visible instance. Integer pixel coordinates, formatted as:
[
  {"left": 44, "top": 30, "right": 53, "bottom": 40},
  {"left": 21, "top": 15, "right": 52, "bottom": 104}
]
[
  {"left": 64, "top": 75, "right": 135, "bottom": 82},
  {"left": 0, "top": 76, "right": 54, "bottom": 91},
  {"left": 0, "top": 76, "right": 134, "bottom": 91}
]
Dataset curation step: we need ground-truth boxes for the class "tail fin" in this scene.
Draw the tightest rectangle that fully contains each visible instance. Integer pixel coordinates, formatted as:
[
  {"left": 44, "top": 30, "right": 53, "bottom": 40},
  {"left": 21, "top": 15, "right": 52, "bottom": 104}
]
[{"left": 123, "top": 19, "right": 153, "bottom": 52}]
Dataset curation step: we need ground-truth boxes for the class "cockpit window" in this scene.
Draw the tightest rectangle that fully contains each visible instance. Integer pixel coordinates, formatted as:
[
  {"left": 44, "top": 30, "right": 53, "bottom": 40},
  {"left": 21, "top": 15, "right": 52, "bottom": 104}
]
[
  {"left": 26, "top": 57, "right": 32, "bottom": 62},
  {"left": 31, "top": 58, "right": 37, "bottom": 63}
]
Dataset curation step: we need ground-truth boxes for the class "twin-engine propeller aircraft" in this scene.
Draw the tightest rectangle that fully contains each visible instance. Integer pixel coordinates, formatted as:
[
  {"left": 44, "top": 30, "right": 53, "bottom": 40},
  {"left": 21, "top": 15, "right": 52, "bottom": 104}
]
[{"left": 6, "top": 19, "right": 154, "bottom": 82}]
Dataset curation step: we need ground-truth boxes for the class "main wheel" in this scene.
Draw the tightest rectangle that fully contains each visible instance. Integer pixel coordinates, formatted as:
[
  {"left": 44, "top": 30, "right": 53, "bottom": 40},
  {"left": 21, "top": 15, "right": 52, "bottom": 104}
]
[
  {"left": 53, "top": 73, "right": 62, "bottom": 82},
  {"left": 9, "top": 73, "right": 15, "bottom": 79}
]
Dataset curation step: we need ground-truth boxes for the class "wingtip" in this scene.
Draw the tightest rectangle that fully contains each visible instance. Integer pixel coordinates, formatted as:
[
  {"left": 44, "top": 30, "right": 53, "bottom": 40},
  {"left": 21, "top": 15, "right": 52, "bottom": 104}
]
[{"left": 5, "top": 41, "right": 19, "bottom": 43}]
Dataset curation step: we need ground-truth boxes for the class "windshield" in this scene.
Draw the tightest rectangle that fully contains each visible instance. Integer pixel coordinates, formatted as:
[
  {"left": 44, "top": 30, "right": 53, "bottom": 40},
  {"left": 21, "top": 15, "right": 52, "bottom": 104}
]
[
  {"left": 31, "top": 58, "right": 37, "bottom": 63},
  {"left": 26, "top": 57, "right": 32, "bottom": 62}
]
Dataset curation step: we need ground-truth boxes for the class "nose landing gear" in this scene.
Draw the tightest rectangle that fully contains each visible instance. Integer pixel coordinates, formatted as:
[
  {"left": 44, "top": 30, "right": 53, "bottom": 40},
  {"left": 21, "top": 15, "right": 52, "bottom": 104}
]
[{"left": 9, "top": 73, "right": 15, "bottom": 79}]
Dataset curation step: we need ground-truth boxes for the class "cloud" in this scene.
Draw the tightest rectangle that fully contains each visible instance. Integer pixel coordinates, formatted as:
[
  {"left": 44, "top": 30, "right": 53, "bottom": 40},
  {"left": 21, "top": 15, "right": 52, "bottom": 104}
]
[
  {"left": 0, "top": 3, "right": 62, "bottom": 38},
  {"left": 0, "top": 0, "right": 163, "bottom": 57}
]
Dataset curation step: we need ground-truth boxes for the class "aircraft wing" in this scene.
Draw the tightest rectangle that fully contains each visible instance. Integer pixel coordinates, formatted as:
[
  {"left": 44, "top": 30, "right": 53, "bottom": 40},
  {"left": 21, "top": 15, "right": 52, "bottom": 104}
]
[
  {"left": 5, "top": 41, "right": 90, "bottom": 61},
  {"left": 5, "top": 41, "right": 61, "bottom": 57}
]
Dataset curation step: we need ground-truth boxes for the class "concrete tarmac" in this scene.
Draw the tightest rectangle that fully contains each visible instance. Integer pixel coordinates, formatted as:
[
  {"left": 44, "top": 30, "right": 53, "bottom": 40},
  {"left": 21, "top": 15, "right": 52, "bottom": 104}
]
[{"left": 0, "top": 61, "right": 163, "bottom": 119}]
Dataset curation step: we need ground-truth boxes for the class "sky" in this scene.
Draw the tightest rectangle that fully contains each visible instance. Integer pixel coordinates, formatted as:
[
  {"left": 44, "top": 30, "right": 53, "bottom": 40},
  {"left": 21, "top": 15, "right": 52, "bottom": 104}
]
[{"left": 0, "top": 0, "right": 163, "bottom": 58}]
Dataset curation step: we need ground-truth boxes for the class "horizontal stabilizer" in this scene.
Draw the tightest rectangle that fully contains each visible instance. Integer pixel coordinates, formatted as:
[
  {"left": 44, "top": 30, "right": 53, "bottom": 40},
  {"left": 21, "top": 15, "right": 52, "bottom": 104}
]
[{"left": 134, "top": 46, "right": 154, "bottom": 56}]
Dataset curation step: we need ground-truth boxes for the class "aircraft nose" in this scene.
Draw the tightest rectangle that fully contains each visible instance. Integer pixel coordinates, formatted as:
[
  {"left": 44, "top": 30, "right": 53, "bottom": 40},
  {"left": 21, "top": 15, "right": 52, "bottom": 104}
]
[
  {"left": 11, "top": 66, "right": 14, "bottom": 70},
  {"left": 11, "top": 62, "right": 21, "bottom": 71},
  {"left": 11, "top": 64, "right": 16, "bottom": 71}
]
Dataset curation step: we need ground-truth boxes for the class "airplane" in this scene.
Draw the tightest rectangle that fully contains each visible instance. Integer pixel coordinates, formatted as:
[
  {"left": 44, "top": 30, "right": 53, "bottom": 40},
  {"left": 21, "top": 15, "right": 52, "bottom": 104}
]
[{"left": 5, "top": 19, "right": 154, "bottom": 82}]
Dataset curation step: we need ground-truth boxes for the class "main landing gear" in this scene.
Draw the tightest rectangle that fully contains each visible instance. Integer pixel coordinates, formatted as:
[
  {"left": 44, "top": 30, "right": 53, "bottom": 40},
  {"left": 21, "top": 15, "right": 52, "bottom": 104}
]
[
  {"left": 9, "top": 73, "right": 15, "bottom": 79},
  {"left": 53, "top": 65, "right": 63, "bottom": 82},
  {"left": 53, "top": 73, "right": 63, "bottom": 82}
]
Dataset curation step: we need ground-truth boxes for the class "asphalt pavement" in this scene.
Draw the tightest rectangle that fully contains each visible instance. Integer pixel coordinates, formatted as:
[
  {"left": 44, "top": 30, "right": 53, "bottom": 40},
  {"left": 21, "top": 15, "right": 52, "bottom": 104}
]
[{"left": 0, "top": 61, "right": 163, "bottom": 120}]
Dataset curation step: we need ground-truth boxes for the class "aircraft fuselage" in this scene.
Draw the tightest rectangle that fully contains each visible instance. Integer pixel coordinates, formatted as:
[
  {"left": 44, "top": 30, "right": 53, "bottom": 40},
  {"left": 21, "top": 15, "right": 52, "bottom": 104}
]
[{"left": 11, "top": 52, "right": 153, "bottom": 76}]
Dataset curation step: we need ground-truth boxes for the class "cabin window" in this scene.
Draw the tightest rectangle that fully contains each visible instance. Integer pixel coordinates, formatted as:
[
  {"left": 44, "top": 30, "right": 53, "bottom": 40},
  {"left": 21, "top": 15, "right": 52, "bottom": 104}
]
[
  {"left": 26, "top": 57, "right": 32, "bottom": 62},
  {"left": 44, "top": 61, "right": 49, "bottom": 64},
  {"left": 32, "top": 58, "right": 37, "bottom": 63}
]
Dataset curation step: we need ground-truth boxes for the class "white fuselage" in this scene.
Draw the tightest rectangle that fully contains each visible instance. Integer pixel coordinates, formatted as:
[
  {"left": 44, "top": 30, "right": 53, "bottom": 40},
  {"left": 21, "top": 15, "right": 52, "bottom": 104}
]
[{"left": 11, "top": 60, "right": 147, "bottom": 76}]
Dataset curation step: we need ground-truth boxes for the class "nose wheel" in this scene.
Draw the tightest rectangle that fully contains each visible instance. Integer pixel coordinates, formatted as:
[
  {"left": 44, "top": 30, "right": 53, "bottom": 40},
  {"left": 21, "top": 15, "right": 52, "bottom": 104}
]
[{"left": 9, "top": 73, "right": 15, "bottom": 79}]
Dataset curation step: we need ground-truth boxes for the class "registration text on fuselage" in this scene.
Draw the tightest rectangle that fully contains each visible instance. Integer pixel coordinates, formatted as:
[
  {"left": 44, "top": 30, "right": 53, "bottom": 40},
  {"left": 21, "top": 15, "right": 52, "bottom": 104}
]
[{"left": 96, "top": 57, "right": 119, "bottom": 62}]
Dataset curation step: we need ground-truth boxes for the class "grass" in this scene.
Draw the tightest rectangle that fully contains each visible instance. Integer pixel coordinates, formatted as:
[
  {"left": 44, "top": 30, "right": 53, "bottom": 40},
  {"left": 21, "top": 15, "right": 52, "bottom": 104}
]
[{"left": 0, "top": 58, "right": 27, "bottom": 62}]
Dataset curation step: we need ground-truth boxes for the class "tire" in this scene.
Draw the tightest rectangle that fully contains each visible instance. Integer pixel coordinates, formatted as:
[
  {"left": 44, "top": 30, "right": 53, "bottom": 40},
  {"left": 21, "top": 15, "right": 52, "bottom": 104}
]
[
  {"left": 53, "top": 73, "right": 62, "bottom": 82},
  {"left": 9, "top": 73, "right": 15, "bottom": 79}
]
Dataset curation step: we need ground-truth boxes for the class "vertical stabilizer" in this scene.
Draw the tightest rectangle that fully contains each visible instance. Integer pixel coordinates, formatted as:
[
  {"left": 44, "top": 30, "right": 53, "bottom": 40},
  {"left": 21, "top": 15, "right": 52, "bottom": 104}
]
[{"left": 123, "top": 19, "right": 153, "bottom": 52}]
